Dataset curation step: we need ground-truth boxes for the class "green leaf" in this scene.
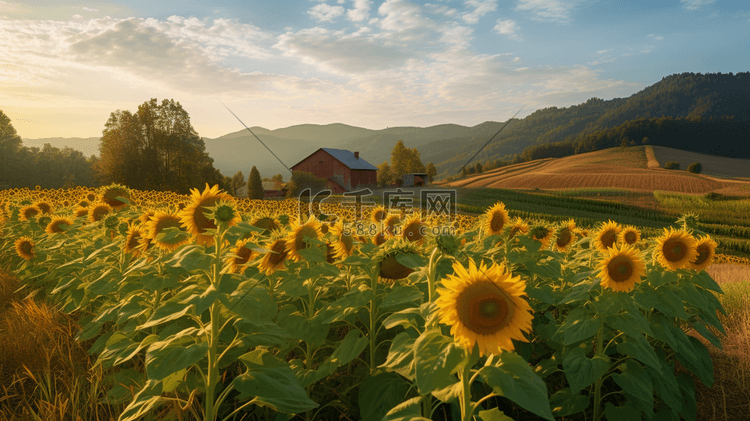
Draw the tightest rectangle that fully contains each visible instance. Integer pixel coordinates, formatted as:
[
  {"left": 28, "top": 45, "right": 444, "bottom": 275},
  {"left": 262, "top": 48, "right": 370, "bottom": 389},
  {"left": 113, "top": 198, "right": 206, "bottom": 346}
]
[
  {"left": 691, "top": 319, "right": 722, "bottom": 349},
  {"left": 562, "top": 347, "right": 610, "bottom": 395},
  {"left": 137, "top": 301, "right": 193, "bottom": 331},
  {"left": 652, "top": 286, "right": 690, "bottom": 319},
  {"left": 592, "top": 292, "right": 632, "bottom": 317},
  {"left": 167, "top": 245, "right": 213, "bottom": 271},
  {"left": 194, "top": 283, "right": 220, "bottom": 316},
  {"left": 549, "top": 388, "right": 590, "bottom": 417},
  {"left": 379, "top": 285, "right": 423, "bottom": 312},
  {"left": 382, "top": 307, "right": 423, "bottom": 332},
  {"left": 233, "top": 349, "right": 317, "bottom": 414},
  {"left": 297, "top": 245, "right": 326, "bottom": 263},
  {"left": 86, "top": 267, "right": 118, "bottom": 296},
  {"left": 676, "top": 372, "right": 697, "bottom": 421},
  {"left": 603, "top": 310, "right": 654, "bottom": 339},
  {"left": 359, "top": 372, "right": 411, "bottom": 421},
  {"left": 222, "top": 280, "right": 277, "bottom": 323},
  {"left": 277, "top": 312, "right": 329, "bottom": 348},
  {"left": 477, "top": 408, "right": 514, "bottom": 421},
  {"left": 533, "top": 356, "right": 560, "bottom": 379},
  {"left": 414, "top": 329, "right": 465, "bottom": 395},
  {"left": 395, "top": 252, "right": 428, "bottom": 269},
  {"left": 379, "top": 331, "right": 417, "bottom": 380},
  {"left": 612, "top": 361, "right": 653, "bottom": 411},
  {"left": 301, "top": 329, "right": 368, "bottom": 387},
  {"left": 646, "top": 269, "right": 680, "bottom": 288},
  {"left": 562, "top": 308, "right": 602, "bottom": 346},
  {"left": 616, "top": 335, "right": 662, "bottom": 374},
  {"left": 105, "top": 367, "right": 145, "bottom": 405},
  {"left": 318, "top": 284, "right": 374, "bottom": 324},
  {"left": 603, "top": 401, "right": 641, "bottom": 421},
  {"left": 117, "top": 379, "right": 164, "bottom": 421},
  {"left": 383, "top": 396, "right": 431, "bottom": 421},
  {"left": 527, "top": 283, "right": 557, "bottom": 305},
  {"left": 145, "top": 328, "right": 208, "bottom": 381},
  {"left": 690, "top": 270, "right": 723, "bottom": 294},
  {"left": 556, "top": 282, "right": 591, "bottom": 305},
  {"left": 114, "top": 334, "right": 160, "bottom": 366},
  {"left": 161, "top": 368, "right": 186, "bottom": 393},
  {"left": 674, "top": 336, "right": 714, "bottom": 388},
  {"left": 479, "top": 352, "right": 555, "bottom": 421},
  {"left": 647, "top": 350, "right": 682, "bottom": 414},
  {"left": 233, "top": 319, "right": 293, "bottom": 349},
  {"left": 431, "top": 381, "right": 461, "bottom": 403}
]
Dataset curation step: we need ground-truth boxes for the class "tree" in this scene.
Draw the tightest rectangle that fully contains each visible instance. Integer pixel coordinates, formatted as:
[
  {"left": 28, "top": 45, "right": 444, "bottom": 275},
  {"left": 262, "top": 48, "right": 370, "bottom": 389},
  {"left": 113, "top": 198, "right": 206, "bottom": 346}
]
[
  {"left": 642, "top": 137, "right": 650, "bottom": 145},
  {"left": 231, "top": 171, "right": 246, "bottom": 197},
  {"left": 377, "top": 161, "right": 393, "bottom": 187},
  {"left": 664, "top": 161, "right": 680, "bottom": 170},
  {"left": 248, "top": 166, "right": 264, "bottom": 199},
  {"left": 687, "top": 162, "right": 702, "bottom": 174},
  {"left": 390, "top": 140, "right": 410, "bottom": 182},
  {"left": 0, "top": 110, "right": 23, "bottom": 188},
  {"left": 287, "top": 171, "right": 327, "bottom": 198},
  {"left": 270, "top": 173, "right": 284, "bottom": 186},
  {"left": 426, "top": 162, "right": 437, "bottom": 183},
  {"left": 96, "top": 98, "right": 222, "bottom": 193},
  {"left": 474, "top": 162, "right": 483, "bottom": 174}
]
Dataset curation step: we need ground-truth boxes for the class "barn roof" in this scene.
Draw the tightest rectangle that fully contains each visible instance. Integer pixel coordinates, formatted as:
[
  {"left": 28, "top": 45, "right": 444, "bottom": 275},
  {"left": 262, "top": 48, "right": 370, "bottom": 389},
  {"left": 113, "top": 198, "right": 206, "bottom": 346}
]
[{"left": 292, "top": 148, "right": 378, "bottom": 171}]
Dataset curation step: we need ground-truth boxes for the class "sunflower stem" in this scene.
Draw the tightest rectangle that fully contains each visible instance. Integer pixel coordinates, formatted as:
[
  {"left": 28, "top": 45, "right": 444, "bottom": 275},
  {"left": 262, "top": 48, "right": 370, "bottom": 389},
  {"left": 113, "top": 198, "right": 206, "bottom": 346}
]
[
  {"left": 369, "top": 269, "right": 378, "bottom": 373},
  {"left": 459, "top": 359, "right": 475, "bottom": 421},
  {"left": 592, "top": 323, "right": 605, "bottom": 421},
  {"left": 204, "top": 225, "right": 227, "bottom": 421}
]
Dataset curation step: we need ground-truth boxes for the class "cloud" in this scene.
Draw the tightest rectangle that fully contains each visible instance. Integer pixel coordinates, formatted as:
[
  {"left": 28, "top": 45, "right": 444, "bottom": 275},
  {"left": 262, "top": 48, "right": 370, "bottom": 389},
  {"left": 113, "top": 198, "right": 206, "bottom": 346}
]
[
  {"left": 641, "top": 45, "right": 655, "bottom": 53},
  {"left": 596, "top": 49, "right": 608, "bottom": 54},
  {"left": 377, "top": 0, "right": 433, "bottom": 34},
  {"left": 81, "top": 7, "right": 98, "bottom": 12},
  {"left": 308, "top": 3, "right": 345, "bottom": 22},
  {"left": 424, "top": 3, "right": 458, "bottom": 17},
  {"left": 680, "top": 0, "right": 716, "bottom": 10},
  {"left": 347, "top": 0, "right": 372, "bottom": 21},
  {"left": 647, "top": 33, "right": 664, "bottom": 41},
  {"left": 461, "top": 0, "right": 497, "bottom": 24},
  {"left": 515, "top": 0, "right": 577, "bottom": 23},
  {"left": 493, "top": 19, "right": 519, "bottom": 38}
]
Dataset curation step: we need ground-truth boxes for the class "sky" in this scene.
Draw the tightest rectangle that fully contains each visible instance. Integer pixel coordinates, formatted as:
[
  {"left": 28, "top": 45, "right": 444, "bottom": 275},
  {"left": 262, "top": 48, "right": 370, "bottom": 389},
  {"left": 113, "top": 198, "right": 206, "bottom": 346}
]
[{"left": 1, "top": 0, "right": 748, "bottom": 140}]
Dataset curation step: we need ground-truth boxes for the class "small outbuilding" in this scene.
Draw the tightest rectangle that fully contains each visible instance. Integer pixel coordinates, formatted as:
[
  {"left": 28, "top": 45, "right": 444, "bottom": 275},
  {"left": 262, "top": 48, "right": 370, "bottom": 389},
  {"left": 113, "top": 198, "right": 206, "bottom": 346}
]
[
  {"left": 401, "top": 173, "right": 429, "bottom": 187},
  {"left": 291, "top": 148, "right": 378, "bottom": 193}
]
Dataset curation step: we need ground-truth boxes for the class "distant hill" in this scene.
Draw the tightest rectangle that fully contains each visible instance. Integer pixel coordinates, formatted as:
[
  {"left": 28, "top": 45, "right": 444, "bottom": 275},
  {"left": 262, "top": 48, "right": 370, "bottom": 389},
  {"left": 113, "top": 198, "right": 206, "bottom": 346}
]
[{"left": 23, "top": 72, "right": 750, "bottom": 183}]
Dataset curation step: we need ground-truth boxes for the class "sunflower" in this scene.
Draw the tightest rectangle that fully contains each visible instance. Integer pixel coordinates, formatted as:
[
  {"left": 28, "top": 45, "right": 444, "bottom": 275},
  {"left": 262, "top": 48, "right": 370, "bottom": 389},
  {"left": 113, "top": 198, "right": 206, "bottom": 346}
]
[
  {"left": 597, "top": 243, "right": 646, "bottom": 292},
  {"left": 552, "top": 219, "right": 577, "bottom": 252},
  {"left": 689, "top": 235, "right": 717, "bottom": 272},
  {"left": 19, "top": 205, "right": 41, "bottom": 222},
  {"left": 325, "top": 243, "right": 337, "bottom": 264},
  {"left": 144, "top": 212, "right": 190, "bottom": 252},
  {"left": 373, "top": 239, "right": 420, "bottom": 283},
  {"left": 619, "top": 225, "right": 641, "bottom": 246},
  {"left": 484, "top": 202, "right": 509, "bottom": 236},
  {"left": 285, "top": 215, "right": 323, "bottom": 262},
  {"left": 507, "top": 218, "right": 529, "bottom": 240},
  {"left": 34, "top": 201, "right": 53, "bottom": 215},
  {"left": 179, "top": 185, "right": 236, "bottom": 246},
  {"left": 73, "top": 206, "right": 89, "bottom": 218},
  {"left": 593, "top": 220, "right": 621, "bottom": 252},
  {"left": 45, "top": 217, "right": 73, "bottom": 235},
  {"left": 436, "top": 258, "right": 534, "bottom": 356},
  {"left": 400, "top": 214, "right": 426, "bottom": 245},
  {"left": 250, "top": 212, "right": 281, "bottom": 233},
  {"left": 330, "top": 221, "right": 356, "bottom": 260},
  {"left": 383, "top": 214, "right": 401, "bottom": 236},
  {"left": 652, "top": 227, "right": 699, "bottom": 271},
  {"left": 77, "top": 200, "right": 89, "bottom": 208},
  {"left": 124, "top": 224, "right": 145, "bottom": 256},
  {"left": 229, "top": 238, "right": 259, "bottom": 274},
  {"left": 258, "top": 234, "right": 290, "bottom": 275},
  {"left": 98, "top": 183, "right": 131, "bottom": 211},
  {"left": 319, "top": 222, "right": 331, "bottom": 235},
  {"left": 371, "top": 206, "right": 387, "bottom": 224},
  {"left": 372, "top": 230, "right": 387, "bottom": 246},
  {"left": 88, "top": 203, "right": 112, "bottom": 223},
  {"left": 14, "top": 237, "right": 35, "bottom": 260},
  {"left": 529, "top": 224, "right": 553, "bottom": 249},
  {"left": 139, "top": 210, "right": 156, "bottom": 225}
]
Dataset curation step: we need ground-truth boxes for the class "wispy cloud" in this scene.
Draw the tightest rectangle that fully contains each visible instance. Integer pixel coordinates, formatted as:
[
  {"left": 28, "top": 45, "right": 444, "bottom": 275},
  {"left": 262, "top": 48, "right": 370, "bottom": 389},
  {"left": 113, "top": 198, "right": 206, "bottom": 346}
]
[
  {"left": 681, "top": 0, "right": 717, "bottom": 10},
  {"left": 493, "top": 19, "right": 520, "bottom": 39},
  {"left": 460, "top": 0, "right": 497, "bottom": 24},
  {"left": 641, "top": 45, "right": 655, "bottom": 53},
  {"left": 424, "top": 3, "right": 458, "bottom": 17},
  {"left": 81, "top": 7, "right": 98, "bottom": 12},
  {"left": 308, "top": 3, "right": 345, "bottom": 22},
  {"left": 515, "top": 0, "right": 578, "bottom": 23},
  {"left": 347, "top": 0, "right": 372, "bottom": 21},
  {"left": 647, "top": 33, "right": 664, "bottom": 41}
]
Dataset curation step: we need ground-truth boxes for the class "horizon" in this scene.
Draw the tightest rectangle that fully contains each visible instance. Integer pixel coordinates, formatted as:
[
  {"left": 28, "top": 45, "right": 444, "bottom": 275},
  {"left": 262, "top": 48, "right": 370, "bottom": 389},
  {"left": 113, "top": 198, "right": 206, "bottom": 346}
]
[{"left": 1, "top": 0, "right": 748, "bottom": 140}]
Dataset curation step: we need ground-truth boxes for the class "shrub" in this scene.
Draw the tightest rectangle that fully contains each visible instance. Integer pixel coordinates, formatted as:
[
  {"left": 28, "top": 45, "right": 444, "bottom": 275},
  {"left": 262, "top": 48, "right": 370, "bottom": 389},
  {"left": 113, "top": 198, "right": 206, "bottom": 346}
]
[
  {"left": 664, "top": 161, "right": 680, "bottom": 170},
  {"left": 687, "top": 162, "right": 703, "bottom": 174},
  {"left": 286, "top": 171, "right": 327, "bottom": 198}
]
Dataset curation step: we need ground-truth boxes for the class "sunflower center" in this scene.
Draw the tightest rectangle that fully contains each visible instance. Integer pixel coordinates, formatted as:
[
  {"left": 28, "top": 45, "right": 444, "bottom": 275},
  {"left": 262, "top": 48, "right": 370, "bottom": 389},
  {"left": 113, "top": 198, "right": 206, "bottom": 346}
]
[
  {"left": 607, "top": 257, "right": 633, "bottom": 283},
  {"left": 127, "top": 232, "right": 142, "bottom": 249},
  {"left": 341, "top": 234, "right": 354, "bottom": 252},
  {"left": 373, "top": 210, "right": 385, "bottom": 222},
  {"left": 295, "top": 225, "right": 319, "bottom": 251},
  {"left": 457, "top": 282, "right": 514, "bottom": 335},
  {"left": 624, "top": 231, "right": 637, "bottom": 244},
  {"left": 267, "top": 240, "right": 288, "bottom": 266},
  {"left": 20, "top": 242, "right": 32, "bottom": 254},
  {"left": 379, "top": 255, "right": 414, "bottom": 280},
  {"left": 663, "top": 239, "right": 687, "bottom": 262},
  {"left": 374, "top": 231, "right": 386, "bottom": 245},
  {"left": 693, "top": 245, "right": 710, "bottom": 265},
  {"left": 601, "top": 231, "right": 617, "bottom": 248},
  {"left": 24, "top": 208, "right": 39, "bottom": 219},
  {"left": 557, "top": 229, "right": 571, "bottom": 247},
  {"left": 50, "top": 221, "right": 67, "bottom": 233},
  {"left": 252, "top": 217, "right": 279, "bottom": 232},
  {"left": 234, "top": 246, "right": 254, "bottom": 265},
  {"left": 490, "top": 214, "right": 505, "bottom": 232},
  {"left": 92, "top": 207, "right": 109, "bottom": 221},
  {"left": 194, "top": 198, "right": 220, "bottom": 232},
  {"left": 403, "top": 222, "right": 424, "bottom": 243}
]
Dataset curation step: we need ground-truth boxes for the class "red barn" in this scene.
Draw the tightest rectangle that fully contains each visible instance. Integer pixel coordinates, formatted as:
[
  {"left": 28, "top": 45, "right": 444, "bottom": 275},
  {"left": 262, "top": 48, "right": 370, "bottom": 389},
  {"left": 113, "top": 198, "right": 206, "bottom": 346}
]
[{"left": 291, "top": 148, "right": 378, "bottom": 194}]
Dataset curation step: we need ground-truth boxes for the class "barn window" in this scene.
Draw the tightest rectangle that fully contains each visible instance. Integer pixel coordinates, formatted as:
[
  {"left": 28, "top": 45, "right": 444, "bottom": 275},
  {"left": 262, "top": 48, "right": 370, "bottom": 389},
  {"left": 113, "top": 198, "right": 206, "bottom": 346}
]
[{"left": 319, "top": 160, "right": 324, "bottom": 163}]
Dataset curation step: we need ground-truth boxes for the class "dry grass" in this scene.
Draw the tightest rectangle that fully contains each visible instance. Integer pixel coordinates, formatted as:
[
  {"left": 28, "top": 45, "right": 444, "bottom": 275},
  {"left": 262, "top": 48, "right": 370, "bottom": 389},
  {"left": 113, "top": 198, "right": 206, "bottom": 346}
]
[
  {"left": 685, "top": 262, "right": 750, "bottom": 421},
  {"left": 645, "top": 146, "right": 661, "bottom": 169},
  {"left": 651, "top": 146, "right": 750, "bottom": 179},
  {"left": 444, "top": 146, "right": 750, "bottom": 195}
]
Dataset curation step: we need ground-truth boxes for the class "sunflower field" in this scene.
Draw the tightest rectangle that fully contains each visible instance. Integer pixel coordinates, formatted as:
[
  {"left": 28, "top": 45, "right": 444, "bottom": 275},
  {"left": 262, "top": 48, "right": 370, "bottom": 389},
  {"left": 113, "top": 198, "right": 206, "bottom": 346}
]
[{"left": 0, "top": 183, "right": 737, "bottom": 421}]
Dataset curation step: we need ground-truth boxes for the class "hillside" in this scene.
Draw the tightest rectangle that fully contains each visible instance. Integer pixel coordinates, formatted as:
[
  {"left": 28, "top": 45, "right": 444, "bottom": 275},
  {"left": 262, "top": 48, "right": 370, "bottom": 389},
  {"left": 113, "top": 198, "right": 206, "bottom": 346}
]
[{"left": 441, "top": 146, "right": 750, "bottom": 196}]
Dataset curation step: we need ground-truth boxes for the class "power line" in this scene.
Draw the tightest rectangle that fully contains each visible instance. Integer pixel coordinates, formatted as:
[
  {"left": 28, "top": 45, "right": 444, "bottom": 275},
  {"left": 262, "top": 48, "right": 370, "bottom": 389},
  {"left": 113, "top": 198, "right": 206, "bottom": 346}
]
[
  {"left": 222, "top": 102, "right": 294, "bottom": 175},
  {"left": 456, "top": 105, "right": 526, "bottom": 175}
]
